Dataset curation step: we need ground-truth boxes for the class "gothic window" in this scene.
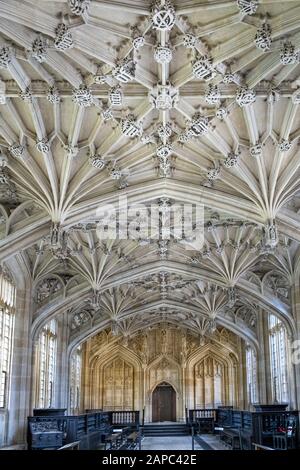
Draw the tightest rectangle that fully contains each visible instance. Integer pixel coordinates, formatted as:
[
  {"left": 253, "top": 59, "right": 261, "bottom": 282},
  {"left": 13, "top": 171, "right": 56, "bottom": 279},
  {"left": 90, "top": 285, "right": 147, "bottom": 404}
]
[
  {"left": 70, "top": 346, "right": 82, "bottom": 412},
  {"left": 268, "top": 314, "right": 289, "bottom": 403},
  {"left": 246, "top": 345, "right": 257, "bottom": 404},
  {"left": 0, "top": 273, "right": 16, "bottom": 408},
  {"left": 37, "top": 320, "right": 57, "bottom": 408}
]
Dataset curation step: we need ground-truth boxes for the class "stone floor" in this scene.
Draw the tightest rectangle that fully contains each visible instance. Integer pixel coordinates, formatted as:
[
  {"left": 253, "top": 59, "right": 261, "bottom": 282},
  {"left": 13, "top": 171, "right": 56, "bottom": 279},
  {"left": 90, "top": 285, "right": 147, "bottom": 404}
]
[
  {"left": 199, "top": 434, "right": 229, "bottom": 450},
  {"left": 141, "top": 436, "right": 201, "bottom": 450},
  {"left": 141, "top": 434, "right": 227, "bottom": 451}
]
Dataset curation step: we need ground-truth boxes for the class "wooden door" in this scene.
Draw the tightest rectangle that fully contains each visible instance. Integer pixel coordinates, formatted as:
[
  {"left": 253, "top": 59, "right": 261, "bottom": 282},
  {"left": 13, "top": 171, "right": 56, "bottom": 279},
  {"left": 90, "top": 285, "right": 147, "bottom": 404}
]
[{"left": 152, "top": 383, "right": 176, "bottom": 422}]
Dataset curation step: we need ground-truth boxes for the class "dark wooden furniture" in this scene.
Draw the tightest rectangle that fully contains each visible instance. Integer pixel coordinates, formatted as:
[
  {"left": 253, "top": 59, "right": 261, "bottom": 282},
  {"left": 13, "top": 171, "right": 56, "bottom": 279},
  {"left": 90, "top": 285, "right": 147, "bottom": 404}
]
[
  {"left": 33, "top": 408, "right": 67, "bottom": 417},
  {"left": 188, "top": 405, "right": 299, "bottom": 450},
  {"left": 28, "top": 410, "right": 140, "bottom": 450},
  {"left": 28, "top": 417, "right": 64, "bottom": 450}
]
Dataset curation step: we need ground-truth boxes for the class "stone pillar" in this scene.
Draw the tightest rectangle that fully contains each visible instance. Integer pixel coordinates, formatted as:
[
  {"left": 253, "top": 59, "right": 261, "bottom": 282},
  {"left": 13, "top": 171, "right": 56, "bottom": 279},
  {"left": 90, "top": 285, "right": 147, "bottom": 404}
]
[
  {"left": 82, "top": 341, "right": 92, "bottom": 411},
  {"left": 56, "top": 311, "right": 69, "bottom": 409},
  {"left": 6, "top": 256, "right": 33, "bottom": 446},
  {"left": 262, "top": 313, "right": 272, "bottom": 403},
  {"left": 256, "top": 307, "right": 268, "bottom": 404}
]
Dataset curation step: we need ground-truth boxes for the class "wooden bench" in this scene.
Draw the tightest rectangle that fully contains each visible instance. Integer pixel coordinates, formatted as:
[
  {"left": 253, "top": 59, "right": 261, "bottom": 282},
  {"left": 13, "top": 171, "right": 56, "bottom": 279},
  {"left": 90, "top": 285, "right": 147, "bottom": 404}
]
[
  {"left": 127, "top": 432, "right": 139, "bottom": 449},
  {"left": 253, "top": 443, "right": 274, "bottom": 451},
  {"left": 104, "top": 432, "right": 123, "bottom": 450},
  {"left": 220, "top": 427, "right": 240, "bottom": 449},
  {"left": 57, "top": 441, "right": 80, "bottom": 450},
  {"left": 196, "top": 417, "right": 215, "bottom": 434}
]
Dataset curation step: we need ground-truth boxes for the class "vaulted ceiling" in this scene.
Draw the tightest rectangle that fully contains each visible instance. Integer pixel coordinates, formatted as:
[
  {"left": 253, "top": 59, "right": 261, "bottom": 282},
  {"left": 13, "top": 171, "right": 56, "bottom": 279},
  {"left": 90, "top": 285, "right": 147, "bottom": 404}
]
[{"left": 1, "top": 0, "right": 300, "bottom": 348}]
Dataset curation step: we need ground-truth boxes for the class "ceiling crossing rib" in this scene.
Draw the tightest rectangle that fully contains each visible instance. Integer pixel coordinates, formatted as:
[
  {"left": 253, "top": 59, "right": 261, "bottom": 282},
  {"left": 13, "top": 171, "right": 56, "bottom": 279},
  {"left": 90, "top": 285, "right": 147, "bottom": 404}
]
[{"left": 0, "top": 0, "right": 300, "bottom": 346}]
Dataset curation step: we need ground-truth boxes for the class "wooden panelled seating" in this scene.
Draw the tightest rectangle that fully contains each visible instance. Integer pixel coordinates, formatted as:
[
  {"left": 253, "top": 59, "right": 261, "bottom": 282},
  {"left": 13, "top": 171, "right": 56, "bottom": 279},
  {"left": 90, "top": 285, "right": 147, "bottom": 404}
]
[
  {"left": 189, "top": 406, "right": 299, "bottom": 450},
  {"left": 27, "top": 410, "right": 140, "bottom": 450}
]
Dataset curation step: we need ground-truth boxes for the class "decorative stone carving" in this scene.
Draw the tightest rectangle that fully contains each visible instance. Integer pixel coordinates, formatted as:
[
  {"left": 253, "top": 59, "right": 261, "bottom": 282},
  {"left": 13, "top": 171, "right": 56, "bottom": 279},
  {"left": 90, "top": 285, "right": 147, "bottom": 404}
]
[
  {"left": 255, "top": 23, "right": 272, "bottom": 51},
  {"left": 101, "top": 107, "right": 113, "bottom": 121},
  {"left": 36, "top": 139, "right": 50, "bottom": 154},
  {"left": 154, "top": 46, "right": 172, "bottom": 64},
  {"left": 54, "top": 23, "right": 74, "bottom": 51},
  {"left": 278, "top": 139, "right": 292, "bottom": 152},
  {"left": 112, "top": 59, "right": 135, "bottom": 83},
  {"left": 72, "top": 84, "right": 93, "bottom": 107},
  {"left": 207, "top": 167, "right": 220, "bottom": 180},
  {"left": 35, "top": 277, "right": 63, "bottom": 303},
  {"left": 250, "top": 143, "right": 262, "bottom": 158},
  {"left": 235, "top": 86, "right": 256, "bottom": 107},
  {"left": 32, "top": 36, "right": 47, "bottom": 63},
  {"left": 192, "top": 56, "right": 215, "bottom": 80},
  {"left": 47, "top": 86, "right": 60, "bottom": 104},
  {"left": 222, "top": 73, "right": 237, "bottom": 84},
  {"left": 93, "top": 74, "right": 107, "bottom": 84},
  {"left": 227, "top": 287, "right": 236, "bottom": 308},
  {"left": 71, "top": 310, "right": 91, "bottom": 330},
  {"left": 223, "top": 152, "right": 239, "bottom": 168},
  {"left": 132, "top": 35, "right": 145, "bottom": 50},
  {"left": 0, "top": 152, "right": 8, "bottom": 168},
  {"left": 50, "top": 222, "right": 62, "bottom": 248},
  {"left": 267, "top": 87, "right": 280, "bottom": 104},
  {"left": 280, "top": 42, "right": 297, "bottom": 65},
  {"left": 233, "top": 305, "right": 257, "bottom": 329},
  {"left": 157, "top": 123, "right": 172, "bottom": 140},
  {"left": 158, "top": 155, "right": 171, "bottom": 177},
  {"left": 141, "top": 134, "right": 152, "bottom": 144},
  {"left": 150, "top": 84, "right": 179, "bottom": 110},
  {"left": 89, "top": 154, "right": 106, "bottom": 169},
  {"left": 109, "top": 166, "right": 123, "bottom": 180},
  {"left": 205, "top": 84, "right": 220, "bottom": 105},
  {"left": 0, "top": 46, "right": 12, "bottom": 68},
  {"left": 263, "top": 219, "right": 278, "bottom": 248},
  {"left": 68, "top": 0, "right": 90, "bottom": 15},
  {"left": 178, "top": 133, "right": 189, "bottom": 143},
  {"left": 121, "top": 115, "right": 143, "bottom": 137},
  {"left": 151, "top": 1, "right": 176, "bottom": 31},
  {"left": 157, "top": 144, "right": 172, "bottom": 158},
  {"left": 216, "top": 107, "right": 228, "bottom": 120},
  {"left": 0, "top": 167, "right": 9, "bottom": 184},
  {"left": 188, "top": 114, "right": 209, "bottom": 137},
  {"left": 19, "top": 87, "right": 33, "bottom": 102},
  {"left": 9, "top": 143, "right": 25, "bottom": 159},
  {"left": 109, "top": 86, "right": 123, "bottom": 106},
  {"left": 158, "top": 240, "right": 168, "bottom": 259},
  {"left": 264, "top": 273, "right": 290, "bottom": 302},
  {"left": 237, "top": 0, "right": 258, "bottom": 15},
  {"left": 183, "top": 34, "right": 197, "bottom": 48}
]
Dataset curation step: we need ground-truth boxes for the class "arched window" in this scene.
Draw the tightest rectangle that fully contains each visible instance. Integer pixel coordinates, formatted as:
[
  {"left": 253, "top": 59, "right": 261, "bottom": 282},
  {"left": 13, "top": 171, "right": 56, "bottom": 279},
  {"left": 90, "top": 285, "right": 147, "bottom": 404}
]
[
  {"left": 37, "top": 320, "right": 57, "bottom": 408},
  {"left": 245, "top": 344, "right": 257, "bottom": 404},
  {"left": 268, "top": 314, "right": 289, "bottom": 403},
  {"left": 0, "top": 271, "right": 16, "bottom": 408},
  {"left": 70, "top": 346, "right": 82, "bottom": 413}
]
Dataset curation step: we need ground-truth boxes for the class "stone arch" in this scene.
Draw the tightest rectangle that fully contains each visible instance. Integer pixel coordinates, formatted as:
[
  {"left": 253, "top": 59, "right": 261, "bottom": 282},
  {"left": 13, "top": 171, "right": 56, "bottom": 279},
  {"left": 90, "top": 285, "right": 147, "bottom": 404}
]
[
  {"left": 145, "top": 355, "right": 183, "bottom": 422},
  {"left": 89, "top": 345, "right": 142, "bottom": 412},
  {"left": 186, "top": 343, "right": 239, "bottom": 410}
]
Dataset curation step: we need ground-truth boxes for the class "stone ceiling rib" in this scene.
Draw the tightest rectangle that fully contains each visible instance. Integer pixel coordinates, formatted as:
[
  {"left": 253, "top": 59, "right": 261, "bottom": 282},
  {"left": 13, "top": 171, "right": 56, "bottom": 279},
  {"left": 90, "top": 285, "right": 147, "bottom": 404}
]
[{"left": 1, "top": 0, "right": 300, "bottom": 345}]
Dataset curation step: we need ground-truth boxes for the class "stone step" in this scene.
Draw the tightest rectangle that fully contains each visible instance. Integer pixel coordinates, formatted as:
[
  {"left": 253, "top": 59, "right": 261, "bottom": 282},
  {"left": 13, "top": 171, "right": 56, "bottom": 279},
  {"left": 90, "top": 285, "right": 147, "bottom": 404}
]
[{"left": 143, "top": 423, "right": 190, "bottom": 436}]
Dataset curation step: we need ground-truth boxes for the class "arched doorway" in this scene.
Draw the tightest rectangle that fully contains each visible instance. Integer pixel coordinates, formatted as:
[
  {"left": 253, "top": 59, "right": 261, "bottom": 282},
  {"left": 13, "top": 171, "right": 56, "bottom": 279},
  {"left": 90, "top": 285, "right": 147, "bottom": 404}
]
[{"left": 152, "top": 382, "right": 176, "bottom": 422}]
